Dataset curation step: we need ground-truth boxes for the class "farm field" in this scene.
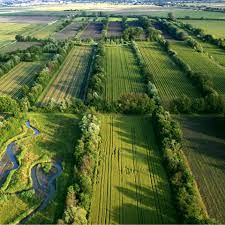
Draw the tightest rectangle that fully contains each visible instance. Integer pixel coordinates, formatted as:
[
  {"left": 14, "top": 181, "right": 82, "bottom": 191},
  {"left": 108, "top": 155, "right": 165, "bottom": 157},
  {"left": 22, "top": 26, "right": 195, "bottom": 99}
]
[
  {"left": 32, "top": 20, "right": 63, "bottom": 39},
  {"left": 174, "top": 115, "right": 225, "bottom": 223},
  {"left": 89, "top": 114, "right": 177, "bottom": 224},
  {"left": 0, "top": 22, "right": 44, "bottom": 44},
  {"left": 80, "top": 22, "right": 103, "bottom": 40},
  {"left": 103, "top": 44, "right": 145, "bottom": 102},
  {"left": 40, "top": 45, "right": 92, "bottom": 104},
  {"left": 137, "top": 41, "right": 200, "bottom": 107},
  {"left": 0, "top": 62, "right": 41, "bottom": 99},
  {"left": 54, "top": 22, "right": 83, "bottom": 41},
  {"left": 0, "top": 113, "right": 80, "bottom": 224},
  {"left": 107, "top": 21, "right": 123, "bottom": 38},
  {"left": 181, "top": 20, "right": 225, "bottom": 39},
  {"left": 0, "top": 41, "right": 41, "bottom": 53},
  {"left": 170, "top": 40, "right": 225, "bottom": 96}
]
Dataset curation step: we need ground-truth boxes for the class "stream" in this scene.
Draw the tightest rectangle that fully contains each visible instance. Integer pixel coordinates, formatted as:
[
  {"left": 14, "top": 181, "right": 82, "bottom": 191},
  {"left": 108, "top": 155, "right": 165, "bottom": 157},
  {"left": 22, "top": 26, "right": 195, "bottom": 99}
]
[{"left": 0, "top": 121, "right": 62, "bottom": 223}]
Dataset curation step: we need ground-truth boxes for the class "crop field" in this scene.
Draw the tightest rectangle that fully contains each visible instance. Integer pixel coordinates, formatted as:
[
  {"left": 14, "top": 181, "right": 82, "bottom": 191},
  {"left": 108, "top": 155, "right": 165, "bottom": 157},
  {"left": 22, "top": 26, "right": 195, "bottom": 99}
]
[
  {"left": 0, "top": 22, "right": 44, "bottom": 43},
  {"left": 80, "top": 22, "right": 103, "bottom": 40},
  {"left": 174, "top": 115, "right": 225, "bottom": 223},
  {"left": 170, "top": 40, "right": 225, "bottom": 96},
  {"left": 108, "top": 21, "right": 123, "bottom": 38},
  {"left": 182, "top": 20, "right": 225, "bottom": 39},
  {"left": 40, "top": 45, "right": 92, "bottom": 104},
  {"left": 0, "top": 41, "right": 41, "bottom": 53},
  {"left": 0, "top": 16, "right": 58, "bottom": 24},
  {"left": 137, "top": 41, "right": 200, "bottom": 107},
  {"left": 103, "top": 44, "right": 145, "bottom": 102},
  {"left": 54, "top": 22, "right": 82, "bottom": 40},
  {"left": 0, "top": 62, "right": 41, "bottom": 99},
  {"left": 32, "top": 20, "right": 63, "bottom": 39},
  {"left": 0, "top": 113, "right": 80, "bottom": 224},
  {"left": 89, "top": 115, "right": 177, "bottom": 224}
]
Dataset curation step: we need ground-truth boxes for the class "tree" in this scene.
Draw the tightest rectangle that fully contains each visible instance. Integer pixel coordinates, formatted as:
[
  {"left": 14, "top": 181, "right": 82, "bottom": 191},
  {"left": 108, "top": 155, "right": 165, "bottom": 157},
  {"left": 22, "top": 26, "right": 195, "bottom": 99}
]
[{"left": 168, "top": 12, "right": 176, "bottom": 21}]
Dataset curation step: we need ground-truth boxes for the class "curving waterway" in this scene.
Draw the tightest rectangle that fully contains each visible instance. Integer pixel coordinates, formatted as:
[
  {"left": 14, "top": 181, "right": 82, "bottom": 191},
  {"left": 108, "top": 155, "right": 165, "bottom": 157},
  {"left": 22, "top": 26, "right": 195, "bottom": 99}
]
[{"left": 0, "top": 121, "right": 62, "bottom": 223}]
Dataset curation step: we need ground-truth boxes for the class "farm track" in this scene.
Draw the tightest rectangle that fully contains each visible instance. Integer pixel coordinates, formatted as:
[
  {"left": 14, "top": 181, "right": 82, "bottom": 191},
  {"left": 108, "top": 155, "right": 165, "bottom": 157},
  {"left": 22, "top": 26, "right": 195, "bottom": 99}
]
[
  {"left": 41, "top": 45, "right": 92, "bottom": 104},
  {"left": 104, "top": 45, "right": 145, "bottom": 102},
  {"left": 89, "top": 115, "right": 177, "bottom": 224},
  {"left": 0, "top": 62, "right": 41, "bottom": 98},
  {"left": 137, "top": 42, "right": 200, "bottom": 107}
]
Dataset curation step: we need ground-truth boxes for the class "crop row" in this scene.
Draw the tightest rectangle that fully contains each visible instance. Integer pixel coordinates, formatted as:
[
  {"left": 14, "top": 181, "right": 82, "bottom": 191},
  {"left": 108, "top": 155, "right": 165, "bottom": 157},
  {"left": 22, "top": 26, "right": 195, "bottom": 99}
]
[
  {"left": 89, "top": 115, "right": 176, "bottom": 224},
  {"left": 137, "top": 41, "right": 200, "bottom": 107},
  {"left": 171, "top": 40, "right": 225, "bottom": 96},
  {"left": 104, "top": 45, "right": 145, "bottom": 102},
  {"left": 41, "top": 45, "right": 92, "bottom": 104},
  {"left": 0, "top": 62, "right": 41, "bottom": 98}
]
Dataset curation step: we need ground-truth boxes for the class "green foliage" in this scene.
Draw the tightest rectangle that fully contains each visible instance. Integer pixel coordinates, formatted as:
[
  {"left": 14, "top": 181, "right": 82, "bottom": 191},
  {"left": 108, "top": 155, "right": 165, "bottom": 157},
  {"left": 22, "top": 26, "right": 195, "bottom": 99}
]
[
  {"left": 152, "top": 106, "right": 212, "bottom": 223},
  {"left": 123, "top": 27, "right": 144, "bottom": 41},
  {"left": 0, "top": 96, "right": 19, "bottom": 115},
  {"left": 60, "top": 113, "right": 101, "bottom": 224},
  {"left": 118, "top": 92, "right": 156, "bottom": 114}
]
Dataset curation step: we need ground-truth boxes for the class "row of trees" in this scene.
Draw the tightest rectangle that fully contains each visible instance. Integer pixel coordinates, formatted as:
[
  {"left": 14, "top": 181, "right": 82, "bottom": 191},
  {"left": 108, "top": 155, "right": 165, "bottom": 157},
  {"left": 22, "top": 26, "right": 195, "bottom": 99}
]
[
  {"left": 0, "top": 45, "right": 43, "bottom": 78},
  {"left": 152, "top": 106, "right": 216, "bottom": 224},
  {"left": 59, "top": 113, "right": 101, "bottom": 225},
  {"left": 157, "top": 19, "right": 203, "bottom": 52},
  {"left": 178, "top": 21, "right": 225, "bottom": 50},
  {"left": 22, "top": 41, "right": 74, "bottom": 109},
  {"left": 131, "top": 40, "right": 161, "bottom": 105},
  {"left": 148, "top": 22, "right": 225, "bottom": 113}
]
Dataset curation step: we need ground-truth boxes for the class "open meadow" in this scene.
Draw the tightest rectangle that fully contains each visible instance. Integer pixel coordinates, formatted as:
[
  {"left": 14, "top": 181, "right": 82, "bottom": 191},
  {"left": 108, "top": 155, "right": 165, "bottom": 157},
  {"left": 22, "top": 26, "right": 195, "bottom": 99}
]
[{"left": 0, "top": 113, "right": 80, "bottom": 224}]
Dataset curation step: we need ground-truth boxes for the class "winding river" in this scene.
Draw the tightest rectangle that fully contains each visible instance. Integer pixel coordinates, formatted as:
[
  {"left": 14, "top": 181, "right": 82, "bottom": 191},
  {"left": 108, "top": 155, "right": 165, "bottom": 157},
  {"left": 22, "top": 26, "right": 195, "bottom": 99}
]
[{"left": 0, "top": 121, "right": 62, "bottom": 223}]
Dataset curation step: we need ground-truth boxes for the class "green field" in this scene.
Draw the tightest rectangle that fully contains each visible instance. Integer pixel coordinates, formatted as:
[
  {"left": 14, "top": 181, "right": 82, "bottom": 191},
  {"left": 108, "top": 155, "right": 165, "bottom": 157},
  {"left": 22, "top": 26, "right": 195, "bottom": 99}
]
[
  {"left": 137, "top": 41, "right": 200, "bottom": 107},
  {"left": 32, "top": 20, "right": 63, "bottom": 39},
  {"left": 0, "top": 113, "right": 80, "bottom": 224},
  {"left": 89, "top": 114, "right": 177, "bottom": 224},
  {"left": 170, "top": 40, "right": 225, "bottom": 96},
  {"left": 40, "top": 45, "right": 92, "bottom": 104},
  {"left": 182, "top": 20, "right": 225, "bottom": 39},
  {"left": 175, "top": 115, "right": 225, "bottom": 223},
  {"left": 0, "top": 62, "right": 41, "bottom": 99},
  {"left": 0, "top": 22, "right": 45, "bottom": 48},
  {"left": 103, "top": 45, "right": 145, "bottom": 102}
]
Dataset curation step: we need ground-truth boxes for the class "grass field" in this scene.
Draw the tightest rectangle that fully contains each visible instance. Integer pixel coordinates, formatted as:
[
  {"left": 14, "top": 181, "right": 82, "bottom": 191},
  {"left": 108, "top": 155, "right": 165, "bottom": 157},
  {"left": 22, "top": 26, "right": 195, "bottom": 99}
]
[
  {"left": 40, "top": 45, "right": 92, "bottom": 104},
  {"left": 89, "top": 114, "right": 177, "bottom": 224},
  {"left": 0, "top": 113, "right": 80, "bottom": 224},
  {"left": 0, "top": 62, "right": 41, "bottom": 99},
  {"left": 137, "top": 41, "right": 200, "bottom": 107},
  {"left": 32, "top": 20, "right": 62, "bottom": 39},
  {"left": 103, "top": 44, "right": 145, "bottom": 102},
  {"left": 170, "top": 40, "right": 225, "bottom": 96},
  {"left": 182, "top": 20, "right": 225, "bottom": 39},
  {"left": 174, "top": 115, "right": 225, "bottom": 223}
]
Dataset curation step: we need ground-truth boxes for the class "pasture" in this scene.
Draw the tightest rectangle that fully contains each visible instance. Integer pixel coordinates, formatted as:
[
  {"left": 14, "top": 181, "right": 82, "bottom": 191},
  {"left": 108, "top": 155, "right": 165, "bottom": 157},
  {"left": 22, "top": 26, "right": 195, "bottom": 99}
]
[
  {"left": 182, "top": 20, "right": 225, "bottom": 39},
  {"left": 89, "top": 114, "right": 177, "bottom": 224},
  {"left": 40, "top": 45, "right": 93, "bottom": 104},
  {"left": 170, "top": 40, "right": 225, "bottom": 96},
  {"left": 103, "top": 44, "right": 145, "bottom": 102},
  {"left": 137, "top": 41, "right": 200, "bottom": 107},
  {"left": 0, "top": 113, "right": 80, "bottom": 224},
  {"left": 0, "top": 62, "right": 41, "bottom": 99},
  {"left": 175, "top": 115, "right": 225, "bottom": 223}
]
